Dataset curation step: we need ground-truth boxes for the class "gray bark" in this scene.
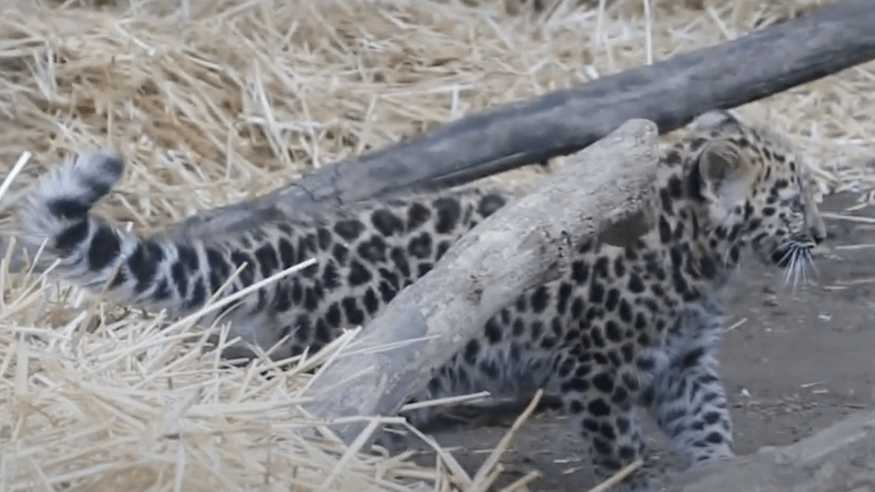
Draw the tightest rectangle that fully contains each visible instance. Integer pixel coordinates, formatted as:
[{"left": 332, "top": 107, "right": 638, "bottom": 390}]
[
  {"left": 303, "top": 119, "right": 659, "bottom": 442},
  {"left": 665, "top": 409, "right": 875, "bottom": 492},
  {"left": 168, "top": 0, "right": 875, "bottom": 241}
]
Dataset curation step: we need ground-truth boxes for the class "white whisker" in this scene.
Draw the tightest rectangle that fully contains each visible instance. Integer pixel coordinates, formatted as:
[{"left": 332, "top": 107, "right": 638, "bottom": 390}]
[
  {"left": 805, "top": 249, "right": 818, "bottom": 280},
  {"left": 777, "top": 247, "right": 794, "bottom": 268},
  {"left": 794, "top": 249, "right": 804, "bottom": 289},
  {"left": 795, "top": 249, "right": 803, "bottom": 288},
  {"left": 779, "top": 243, "right": 816, "bottom": 291},
  {"left": 782, "top": 247, "right": 798, "bottom": 288}
]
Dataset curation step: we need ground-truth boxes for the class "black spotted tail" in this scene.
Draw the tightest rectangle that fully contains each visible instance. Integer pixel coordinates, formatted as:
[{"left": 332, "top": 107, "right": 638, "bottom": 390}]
[
  {"left": 17, "top": 151, "right": 128, "bottom": 287},
  {"left": 15, "top": 151, "right": 264, "bottom": 321}
]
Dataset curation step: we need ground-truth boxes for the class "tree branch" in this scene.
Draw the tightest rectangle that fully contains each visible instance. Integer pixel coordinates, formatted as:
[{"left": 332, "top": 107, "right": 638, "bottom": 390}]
[
  {"left": 664, "top": 409, "right": 875, "bottom": 492},
  {"left": 168, "top": 0, "right": 875, "bottom": 241}
]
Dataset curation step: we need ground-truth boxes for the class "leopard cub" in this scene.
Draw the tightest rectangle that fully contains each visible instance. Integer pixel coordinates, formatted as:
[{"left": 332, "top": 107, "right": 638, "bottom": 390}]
[{"left": 14, "top": 110, "right": 825, "bottom": 491}]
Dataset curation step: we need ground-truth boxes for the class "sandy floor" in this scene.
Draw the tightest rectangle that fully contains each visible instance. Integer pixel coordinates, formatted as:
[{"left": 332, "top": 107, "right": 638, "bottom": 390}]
[{"left": 397, "top": 191, "right": 875, "bottom": 491}]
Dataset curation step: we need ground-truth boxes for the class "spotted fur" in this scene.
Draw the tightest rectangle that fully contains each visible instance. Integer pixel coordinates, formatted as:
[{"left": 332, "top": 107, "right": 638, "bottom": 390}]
[{"left": 14, "top": 111, "right": 825, "bottom": 491}]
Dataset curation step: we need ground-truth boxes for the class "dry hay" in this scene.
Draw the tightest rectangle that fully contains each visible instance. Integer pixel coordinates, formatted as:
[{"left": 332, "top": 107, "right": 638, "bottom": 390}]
[{"left": 0, "top": 0, "right": 873, "bottom": 490}]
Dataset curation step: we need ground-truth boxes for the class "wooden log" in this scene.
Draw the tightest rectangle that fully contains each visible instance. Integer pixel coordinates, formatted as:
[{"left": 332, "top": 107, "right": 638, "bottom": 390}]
[
  {"left": 664, "top": 409, "right": 875, "bottom": 492},
  {"left": 302, "top": 119, "right": 659, "bottom": 442},
  {"left": 168, "top": 0, "right": 875, "bottom": 241}
]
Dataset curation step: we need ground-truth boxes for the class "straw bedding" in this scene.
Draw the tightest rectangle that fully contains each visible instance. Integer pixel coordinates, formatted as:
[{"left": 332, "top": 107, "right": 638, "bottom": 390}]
[{"left": 0, "top": 0, "right": 873, "bottom": 490}]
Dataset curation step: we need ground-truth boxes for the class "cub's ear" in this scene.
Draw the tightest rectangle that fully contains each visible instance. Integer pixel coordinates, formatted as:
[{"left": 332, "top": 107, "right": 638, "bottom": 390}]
[
  {"left": 691, "top": 110, "right": 740, "bottom": 132},
  {"left": 697, "top": 141, "right": 755, "bottom": 193}
]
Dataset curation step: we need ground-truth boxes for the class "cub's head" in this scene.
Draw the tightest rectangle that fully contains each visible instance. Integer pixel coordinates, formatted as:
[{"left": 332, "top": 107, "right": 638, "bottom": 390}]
[{"left": 686, "top": 110, "right": 825, "bottom": 285}]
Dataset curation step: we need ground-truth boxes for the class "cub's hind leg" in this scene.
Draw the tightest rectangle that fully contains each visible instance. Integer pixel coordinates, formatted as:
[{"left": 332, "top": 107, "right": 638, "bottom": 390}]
[
  {"left": 646, "top": 342, "right": 734, "bottom": 469},
  {"left": 549, "top": 352, "right": 654, "bottom": 491}
]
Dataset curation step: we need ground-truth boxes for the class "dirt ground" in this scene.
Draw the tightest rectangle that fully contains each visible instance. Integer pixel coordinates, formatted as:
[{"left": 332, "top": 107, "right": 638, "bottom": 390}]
[{"left": 400, "top": 191, "right": 875, "bottom": 491}]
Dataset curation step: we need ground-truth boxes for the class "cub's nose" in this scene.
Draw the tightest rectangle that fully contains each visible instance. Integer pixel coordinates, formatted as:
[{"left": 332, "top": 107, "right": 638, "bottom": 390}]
[{"left": 809, "top": 225, "right": 826, "bottom": 245}]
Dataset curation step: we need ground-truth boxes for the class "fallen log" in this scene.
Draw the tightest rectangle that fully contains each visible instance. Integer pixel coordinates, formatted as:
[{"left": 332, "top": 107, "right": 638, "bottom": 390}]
[
  {"left": 664, "top": 409, "right": 875, "bottom": 492},
  {"left": 303, "top": 119, "right": 659, "bottom": 442},
  {"left": 168, "top": 0, "right": 875, "bottom": 241}
]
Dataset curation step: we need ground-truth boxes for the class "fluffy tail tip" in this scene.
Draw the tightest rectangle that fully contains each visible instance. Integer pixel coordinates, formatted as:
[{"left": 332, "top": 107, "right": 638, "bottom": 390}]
[
  {"left": 38, "top": 150, "right": 125, "bottom": 220},
  {"left": 72, "top": 151, "right": 124, "bottom": 197}
]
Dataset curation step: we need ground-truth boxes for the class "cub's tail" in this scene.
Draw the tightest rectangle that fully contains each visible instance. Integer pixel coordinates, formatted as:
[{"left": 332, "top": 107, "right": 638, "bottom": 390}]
[
  {"left": 18, "top": 151, "right": 126, "bottom": 279},
  {"left": 15, "top": 152, "right": 204, "bottom": 314}
]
